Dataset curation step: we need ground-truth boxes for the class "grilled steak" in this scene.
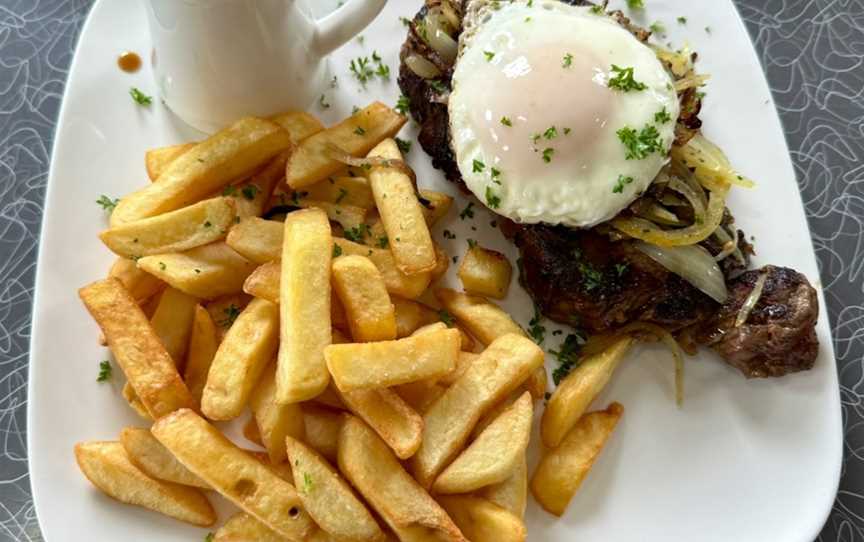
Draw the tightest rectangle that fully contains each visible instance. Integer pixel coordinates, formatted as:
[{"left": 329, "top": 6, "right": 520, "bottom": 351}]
[{"left": 397, "top": 0, "right": 820, "bottom": 377}]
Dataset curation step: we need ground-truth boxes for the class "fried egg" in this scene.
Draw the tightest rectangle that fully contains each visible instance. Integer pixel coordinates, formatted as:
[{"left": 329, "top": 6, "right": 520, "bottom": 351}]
[{"left": 449, "top": 0, "right": 680, "bottom": 228}]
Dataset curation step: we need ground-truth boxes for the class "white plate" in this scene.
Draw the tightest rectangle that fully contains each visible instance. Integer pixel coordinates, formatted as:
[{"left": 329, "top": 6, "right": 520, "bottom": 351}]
[{"left": 28, "top": 1, "right": 841, "bottom": 541}]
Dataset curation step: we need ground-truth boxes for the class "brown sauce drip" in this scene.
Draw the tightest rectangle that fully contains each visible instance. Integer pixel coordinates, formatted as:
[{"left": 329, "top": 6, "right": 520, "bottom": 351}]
[{"left": 117, "top": 51, "right": 142, "bottom": 73}]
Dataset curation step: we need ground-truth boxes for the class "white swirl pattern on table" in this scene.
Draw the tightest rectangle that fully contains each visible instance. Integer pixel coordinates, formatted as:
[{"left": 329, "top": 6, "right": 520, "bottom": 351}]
[{"left": 0, "top": 0, "right": 860, "bottom": 540}]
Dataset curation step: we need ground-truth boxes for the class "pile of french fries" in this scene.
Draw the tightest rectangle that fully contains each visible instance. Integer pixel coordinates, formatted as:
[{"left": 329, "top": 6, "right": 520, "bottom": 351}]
[{"left": 76, "top": 103, "right": 633, "bottom": 541}]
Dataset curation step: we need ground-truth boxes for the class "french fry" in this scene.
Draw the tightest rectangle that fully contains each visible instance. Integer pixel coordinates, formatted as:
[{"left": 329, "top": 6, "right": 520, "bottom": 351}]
[
  {"left": 277, "top": 209, "right": 332, "bottom": 403},
  {"left": 202, "top": 298, "right": 280, "bottom": 420},
  {"left": 418, "top": 189, "right": 454, "bottom": 226},
  {"left": 138, "top": 242, "right": 257, "bottom": 300},
  {"left": 298, "top": 175, "right": 375, "bottom": 209},
  {"left": 286, "top": 102, "right": 406, "bottom": 189},
  {"left": 396, "top": 382, "right": 447, "bottom": 414},
  {"left": 227, "top": 217, "right": 284, "bottom": 263},
  {"left": 526, "top": 366, "right": 548, "bottom": 400},
  {"left": 151, "top": 409, "right": 315, "bottom": 539},
  {"left": 336, "top": 238, "right": 431, "bottom": 299},
  {"left": 439, "top": 351, "right": 479, "bottom": 386},
  {"left": 541, "top": 336, "right": 632, "bottom": 449},
  {"left": 79, "top": 278, "right": 194, "bottom": 418},
  {"left": 183, "top": 305, "right": 218, "bottom": 407},
  {"left": 393, "top": 297, "right": 440, "bottom": 337},
  {"left": 480, "top": 453, "right": 528, "bottom": 518},
  {"left": 286, "top": 437, "right": 384, "bottom": 541},
  {"left": 108, "top": 257, "right": 164, "bottom": 304},
  {"left": 269, "top": 110, "right": 325, "bottom": 143},
  {"left": 122, "top": 383, "right": 153, "bottom": 421},
  {"left": 332, "top": 385, "right": 423, "bottom": 459},
  {"left": 250, "top": 363, "right": 305, "bottom": 464},
  {"left": 437, "top": 496, "right": 525, "bottom": 542},
  {"left": 331, "top": 255, "right": 397, "bottom": 342},
  {"left": 226, "top": 152, "right": 289, "bottom": 220},
  {"left": 242, "top": 261, "right": 281, "bottom": 302},
  {"left": 205, "top": 293, "right": 251, "bottom": 341},
  {"left": 145, "top": 142, "right": 196, "bottom": 181},
  {"left": 337, "top": 417, "right": 467, "bottom": 542},
  {"left": 410, "top": 334, "right": 544, "bottom": 488},
  {"left": 243, "top": 417, "right": 264, "bottom": 447},
  {"left": 435, "top": 288, "right": 525, "bottom": 345},
  {"left": 149, "top": 286, "right": 198, "bottom": 367},
  {"left": 74, "top": 441, "right": 215, "bottom": 526},
  {"left": 301, "top": 404, "right": 343, "bottom": 462},
  {"left": 457, "top": 245, "right": 512, "bottom": 299},
  {"left": 310, "top": 384, "right": 347, "bottom": 410},
  {"left": 433, "top": 392, "right": 532, "bottom": 494},
  {"left": 531, "top": 403, "right": 624, "bottom": 516},
  {"left": 100, "top": 197, "right": 235, "bottom": 258},
  {"left": 215, "top": 512, "right": 338, "bottom": 542},
  {"left": 367, "top": 139, "right": 436, "bottom": 275},
  {"left": 113, "top": 117, "right": 292, "bottom": 225},
  {"left": 327, "top": 328, "right": 459, "bottom": 391},
  {"left": 430, "top": 242, "right": 450, "bottom": 283},
  {"left": 119, "top": 427, "right": 208, "bottom": 489}
]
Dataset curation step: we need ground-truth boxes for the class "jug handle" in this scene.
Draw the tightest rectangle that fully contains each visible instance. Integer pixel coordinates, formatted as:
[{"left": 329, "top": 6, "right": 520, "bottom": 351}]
[{"left": 313, "top": 0, "right": 388, "bottom": 56}]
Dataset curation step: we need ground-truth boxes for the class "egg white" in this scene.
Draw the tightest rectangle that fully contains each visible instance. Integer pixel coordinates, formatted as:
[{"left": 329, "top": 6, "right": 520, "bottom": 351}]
[{"left": 449, "top": 0, "right": 680, "bottom": 228}]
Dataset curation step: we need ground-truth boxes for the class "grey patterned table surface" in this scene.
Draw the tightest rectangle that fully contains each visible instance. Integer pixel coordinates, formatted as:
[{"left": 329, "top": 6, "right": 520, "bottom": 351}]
[{"left": 0, "top": 0, "right": 862, "bottom": 540}]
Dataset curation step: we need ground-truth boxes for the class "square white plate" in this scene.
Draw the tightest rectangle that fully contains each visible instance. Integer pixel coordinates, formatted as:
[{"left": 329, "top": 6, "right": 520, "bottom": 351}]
[{"left": 28, "top": 1, "right": 841, "bottom": 541}]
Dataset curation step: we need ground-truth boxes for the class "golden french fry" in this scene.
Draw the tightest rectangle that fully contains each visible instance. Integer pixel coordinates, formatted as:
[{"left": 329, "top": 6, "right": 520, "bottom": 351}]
[
  {"left": 437, "top": 496, "right": 525, "bottom": 542},
  {"left": 79, "top": 278, "right": 193, "bottom": 418},
  {"left": 411, "top": 334, "right": 544, "bottom": 488},
  {"left": 74, "top": 441, "right": 215, "bottom": 526},
  {"left": 151, "top": 409, "right": 315, "bottom": 539},
  {"left": 250, "top": 363, "right": 305, "bottom": 463},
  {"left": 215, "top": 513, "right": 341, "bottom": 542},
  {"left": 396, "top": 382, "right": 447, "bottom": 414},
  {"left": 286, "top": 102, "right": 406, "bottom": 189},
  {"left": 138, "top": 242, "right": 257, "bottom": 300},
  {"left": 418, "top": 189, "right": 454, "bottom": 226},
  {"left": 108, "top": 257, "right": 164, "bottom": 304},
  {"left": 227, "top": 152, "right": 289, "bottom": 220},
  {"left": 336, "top": 238, "right": 431, "bottom": 299},
  {"left": 119, "top": 427, "right": 208, "bottom": 489},
  {"left": 277, "top": 208, "right": 332, "bottom": 404},
  {"left": 113, "top": 117, "right": 292, "bottom": 226},
  {"left": 202, "top": 298, "right": 280, "bottom": 420},
  {"left": 310, "top": 384, "right": 346, "bottom": 410},
  {"left": 393, "top": 297, "right": 440, "bottom": 338},
  {"left": 286, "top": 437, "right": 384, "bottom": 541},
  {"left": 337, "top": 417, "right": 466, "bottom": 542},
  {"left": 332, "top": 385, "right": 423, "bottom": 460},
  {"left": 433, "top": 392, "right": 532, "bottom": 494},
  {"left": 457, "top": 246, "right": 512, "bottom": 299},
  {"left": 243, "top": 417, "right": 264, "bottom": 447},
  {"left": 298, "top": 175, "right": 374, "bottom": 209},
  {"left": 122, "top": 382, "right": 153, "bottom": 421},
  {"left": 269, "top": 110, "right": 325, "bottom": 143},
  {"left": 326, "top": 328, "right": 459, "bottom": 392},
  {"left": 541, "top": 336, "right": 632, "bottom": 449},
  {"left": 527, "top": 366, "right": 548, "bottom": 400},
  {"left": 331, "top": 254, "right": 397, "bottom": 342},
  {"left": 227, "top": 217, "right": 283, "bottom": 263},
  {"left": 145, "top": 142, "right": 197, "bottom": 181},
  {"left": 100, "top": 198, "right": 235, "bottom": 258},
  {"left": 430, "top": 242, "right": 450, "bottom": 284},
  {"left": 184, "top": 305, "right": 218, "bottom": 407},
  {"left": 149, "top": 286, "right": 198, "bottom": 367},
  {"left": 531, "top": 403, "right": 624, "bottom": 516},
  {"left": 439, "top": 351, "right": 479, "bottom": 387},
  {"left": 480, "top": 453, "right": 528, "bottom": 518},
  {"left": 301, "top": 404, "right": 343, "bottom": 462},
  {"left": 435, "top": 288, "right": 525, "bottom": 345},
  {"left": 205, "top": 293, "right": 251, "bottom": 341},
  {"left": 367, "top": 138, "right": 436, "bottom": 275}
]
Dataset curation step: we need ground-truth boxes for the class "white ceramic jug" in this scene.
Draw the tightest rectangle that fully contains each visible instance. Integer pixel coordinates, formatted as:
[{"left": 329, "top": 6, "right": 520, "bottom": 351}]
[{"left": 145, "top": 0, "right": 386, "bottom": 132}]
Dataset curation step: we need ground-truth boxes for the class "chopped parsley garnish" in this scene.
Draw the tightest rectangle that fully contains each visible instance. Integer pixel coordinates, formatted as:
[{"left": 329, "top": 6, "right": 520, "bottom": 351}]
[
  {"left": 443, "top": 229, "right": 456, "bottom": 239},
  {"left": 542, "top": 148, "right": 555, "bottom": 163},
  {"left": 612, "top": 174, "right": 635, "bottom": 194},
  {"left": 626, "top": 0, "right": 644, "bottom": 8},
  {"left": 335, "top": 187, "right": 348, "bottom": 204},
  {"left": 205, "top": 533, "right": 215, "bottom": 542},
  {"left": 400, "top": 16, "right": 411, "bottom": 26},
  {"left": 677, "top": 16, "right": 687, "bottom": 24},
  {"left": 291, "top": 190, "right": 308, "bottom": 205},
  {"left": 528, "top": 306, "right": 546, "bottom": 345},
  {"left": 543, "top": 126, "right": 558, "bottom": 140},
  {"left": 607, "top": 65, "right": 647, "bottom": 92},
  {"left": 352, "top": 105, "right": 361, "bottom": 115},
  {"left": 354, "top": 126, "right": 366, "bottom": 135},
  {"left": 428, "top": 80, "right": 448, "bottom": 93},
  {"left": 203, "top": 221, "right": 212, "bottom": 228},
  {"left": 396, "top": 94, "right": 410, "bottom": 114},
  {"left": 501, "top": 116, "right": 512, "bottom": 127},
  {"left": 333, "top": 245, "right": 343, "bottom": 257},
  {"left": 590, "top": 5, "right": 604, "bottom": 14},
  {"left": 563, "top": 127, "right": 572, "bottom": 135},
  {"left": 467, "top": 238, "right": 478, "bottom": 249},
  {"left": 705, "top": 26, "right": 712, "bottom": 34},
  {"left": 222, "top": 185, "right": 238, "bottom": 197},
  {"left": 97, "top": 360, "right": 112, "bottom": 382},
  {"left": 376, "top": 235, "right": 389, "bottom": 248},
  {"left": 330, "top": 76, "right": 338, "bottom": 88},
  {"left": 350, "top": 54, "right": 389, "bottom": 86},
  {"left": 472, "top": 159, "right": 485, "bottom": 173},
  {"left": 241, "top": 184, "right": 258, "bottom": 200},
  {"left": 578, "top": 262, "right": 603, "bottom": 291},
  {"left": 459, "top": 202, "right": 475, "bottom": 220},
  {"left": 343, "top": 224, "right": 370, "bottom": 242},
  {"left": 129, "top": 87, "right": 152, "bottom": 105},
  {"left": 319, "top": 94, "right": 330, "bottom": 109},
  {"left": 159, "top": 261, "right": 166, "bottom": 271},
  {"left": 654, "top": 107, "right": 672, "bottom": 124},
  {"left": 562, "top": 53, "right": 574, "bottom": 68},
  {"left": 375, "top": 62, "right": 391, "bottom": 79},
  {"left": 615, "top": 263, "right": 629, "bottom": 276},
  {"left": 616, "top": 124, "right": 663, "bottom": 160},
  {"left": 96, "top": 195, "right": 119, "bottom": 213},
  {"left": 220, "top": 304, "right": 241, "bottom": 328},
  {"left": 303, "top": 472, "right": 314, "bottom": 493},
  {"left": 483, "top": 50, "right": 495, "bottom": 61},
  {"left": 649, "top": 21, "right": 665, "bottom": 34},
  {"left": 491, "top": 167, "right": 502, "bottom": 183},
  {"left": 550, "top": 333, "right": 585, "bottom": 385},
  {"left": 485, "top": 186, "right": 501, "bottom": 209},
  {"left": 395, "top": 137, "right": 412, "bottom": 154},
  {"left": 439, "top": 309, "right": 455, "bottom": 327}
]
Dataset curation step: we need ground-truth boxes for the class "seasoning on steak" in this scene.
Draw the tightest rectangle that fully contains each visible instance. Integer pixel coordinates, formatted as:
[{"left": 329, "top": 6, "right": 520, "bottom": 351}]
[{"left": 694, "top": 266, "right": 819, "bottom": 377}]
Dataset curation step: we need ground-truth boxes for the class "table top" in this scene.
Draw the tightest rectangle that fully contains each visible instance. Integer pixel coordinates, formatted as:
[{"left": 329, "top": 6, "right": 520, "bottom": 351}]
[{"left": 0, "top": 1, "right": 861, "bottom": 540}]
